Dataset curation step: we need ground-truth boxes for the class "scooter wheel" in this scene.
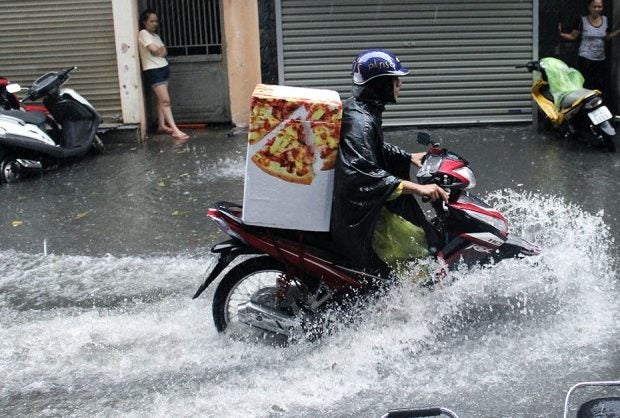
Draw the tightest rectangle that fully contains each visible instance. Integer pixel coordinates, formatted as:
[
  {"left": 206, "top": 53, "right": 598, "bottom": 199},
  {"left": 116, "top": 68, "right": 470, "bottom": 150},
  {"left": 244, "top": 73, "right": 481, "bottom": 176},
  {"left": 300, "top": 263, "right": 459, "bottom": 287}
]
[
  {"left": 602, "top": 133, "right": 616, "bottom": 153},
  {"left": 0, "top": 157, "right": 21, "bottom": 183}
]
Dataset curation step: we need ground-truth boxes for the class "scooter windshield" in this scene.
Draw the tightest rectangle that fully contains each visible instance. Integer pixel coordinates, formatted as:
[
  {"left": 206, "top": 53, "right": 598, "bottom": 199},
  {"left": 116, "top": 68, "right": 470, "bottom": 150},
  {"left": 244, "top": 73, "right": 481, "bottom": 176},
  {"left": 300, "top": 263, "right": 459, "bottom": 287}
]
[{"left": 540, "top": 57, "right": 585, "bottom": 108}]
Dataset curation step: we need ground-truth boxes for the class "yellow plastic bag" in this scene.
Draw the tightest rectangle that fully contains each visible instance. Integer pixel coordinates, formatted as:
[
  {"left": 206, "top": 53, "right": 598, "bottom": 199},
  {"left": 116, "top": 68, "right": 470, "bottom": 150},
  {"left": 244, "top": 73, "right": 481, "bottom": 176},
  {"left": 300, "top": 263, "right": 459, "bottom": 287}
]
[{"left": 372, "top": 207, "right": 429, "bottom": 267}]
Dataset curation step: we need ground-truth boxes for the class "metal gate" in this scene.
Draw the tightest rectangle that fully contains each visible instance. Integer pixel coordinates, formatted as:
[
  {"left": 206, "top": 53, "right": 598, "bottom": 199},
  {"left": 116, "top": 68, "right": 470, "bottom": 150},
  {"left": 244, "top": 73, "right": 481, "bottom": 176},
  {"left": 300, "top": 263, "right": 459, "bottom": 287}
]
[
  {"left": 278, "top": 0, "right": 535, "bottom": 126},
  {"left": 0, "top": 0, "right": 122, "bottom": 123},
  {"left": 141, "top": 0, "right": 229, "bottom": 123}
]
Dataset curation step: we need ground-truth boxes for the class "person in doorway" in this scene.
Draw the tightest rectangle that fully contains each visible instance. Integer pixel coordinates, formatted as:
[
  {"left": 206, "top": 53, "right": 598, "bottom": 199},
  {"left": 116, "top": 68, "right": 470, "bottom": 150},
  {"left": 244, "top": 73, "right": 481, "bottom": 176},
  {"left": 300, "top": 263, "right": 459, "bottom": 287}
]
[
  {"left": 559, "top": 0, "right": 620, "bottom": 96},
  {"left": 138, "top": 8, "right": 189, "bottom": 142},
  {"left": 330, "top": 49, "right": 448, "bottom": 272}
]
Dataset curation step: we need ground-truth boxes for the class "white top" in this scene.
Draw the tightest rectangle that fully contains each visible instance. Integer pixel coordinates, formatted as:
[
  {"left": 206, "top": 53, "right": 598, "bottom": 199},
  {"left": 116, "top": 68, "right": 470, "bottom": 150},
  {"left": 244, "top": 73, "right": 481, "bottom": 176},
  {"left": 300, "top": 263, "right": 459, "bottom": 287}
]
[
  {"left": 579, "top": 15, "right": 608, "bottom": 61},
  {"left": 138, "top": 29, "right": 168, "bottom": 71}
]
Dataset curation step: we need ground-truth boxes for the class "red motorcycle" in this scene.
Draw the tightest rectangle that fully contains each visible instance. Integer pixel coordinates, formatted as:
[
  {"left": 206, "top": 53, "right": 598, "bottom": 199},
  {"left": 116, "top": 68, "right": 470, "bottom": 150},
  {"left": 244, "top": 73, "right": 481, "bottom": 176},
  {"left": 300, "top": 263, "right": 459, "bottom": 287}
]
[
  {"left": 193, "top": 132, "right": 540, "bottom": 338},
  {"left": 0, "top": 76, "right": 47, "bottom": 113}
]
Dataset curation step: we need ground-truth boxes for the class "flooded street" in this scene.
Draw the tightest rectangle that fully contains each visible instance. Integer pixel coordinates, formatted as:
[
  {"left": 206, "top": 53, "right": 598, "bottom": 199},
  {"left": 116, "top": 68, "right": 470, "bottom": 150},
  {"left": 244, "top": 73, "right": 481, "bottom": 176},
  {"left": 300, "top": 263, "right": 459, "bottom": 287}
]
[{"left": 1, "top": 125, "right": 619, "bottom": 417}]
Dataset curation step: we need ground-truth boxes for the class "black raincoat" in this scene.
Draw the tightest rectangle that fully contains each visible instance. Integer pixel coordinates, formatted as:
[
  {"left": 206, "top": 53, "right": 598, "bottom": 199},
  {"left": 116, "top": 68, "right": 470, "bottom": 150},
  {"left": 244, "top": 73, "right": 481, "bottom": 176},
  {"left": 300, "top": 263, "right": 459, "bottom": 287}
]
[{"left": 330, "top": 78, "right": 437, "bottom": 269}]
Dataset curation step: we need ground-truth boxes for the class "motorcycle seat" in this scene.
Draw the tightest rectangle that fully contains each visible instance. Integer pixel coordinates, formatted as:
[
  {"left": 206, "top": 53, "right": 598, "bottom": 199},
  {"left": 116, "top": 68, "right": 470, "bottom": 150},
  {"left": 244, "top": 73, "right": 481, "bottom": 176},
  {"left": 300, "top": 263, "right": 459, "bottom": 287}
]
[
  {"left": 0, "top": 109, "right": 47, "bottom": 126},
  {"left": 560, "top": 88, "right": 596, "bottom": 109}
]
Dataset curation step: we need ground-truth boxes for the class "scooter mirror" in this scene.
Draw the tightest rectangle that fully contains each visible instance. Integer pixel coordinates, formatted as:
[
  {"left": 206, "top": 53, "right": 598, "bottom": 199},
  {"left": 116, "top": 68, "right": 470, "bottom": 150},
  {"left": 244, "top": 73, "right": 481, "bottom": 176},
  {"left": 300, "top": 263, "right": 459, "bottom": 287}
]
[
  {"left": 6, "top": 83, "right": 21, "bottom": 94},
  {"left": 417, "top": 131, "right": 431, "bottom": 146}
]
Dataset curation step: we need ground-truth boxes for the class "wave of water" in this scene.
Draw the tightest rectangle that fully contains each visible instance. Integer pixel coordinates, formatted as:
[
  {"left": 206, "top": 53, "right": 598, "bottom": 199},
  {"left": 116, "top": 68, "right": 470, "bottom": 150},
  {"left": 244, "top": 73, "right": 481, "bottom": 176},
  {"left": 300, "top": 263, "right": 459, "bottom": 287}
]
[{"left": 1, "top": 191, "right": 618, "bottom": 417}]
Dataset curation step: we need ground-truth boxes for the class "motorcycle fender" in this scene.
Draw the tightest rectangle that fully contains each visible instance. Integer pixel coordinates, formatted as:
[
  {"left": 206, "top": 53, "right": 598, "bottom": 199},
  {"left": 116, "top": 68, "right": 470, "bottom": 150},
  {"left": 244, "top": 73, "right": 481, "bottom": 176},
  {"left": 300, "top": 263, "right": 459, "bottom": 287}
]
[
  {"left": 500, "top": 234, "right": 541, "bottom": 257},
  {"left": 597, "top": 120, "right": 616, "bottom": 136},
  {"left": 192, "top": 239, "right": 258, "bottom": 299}
]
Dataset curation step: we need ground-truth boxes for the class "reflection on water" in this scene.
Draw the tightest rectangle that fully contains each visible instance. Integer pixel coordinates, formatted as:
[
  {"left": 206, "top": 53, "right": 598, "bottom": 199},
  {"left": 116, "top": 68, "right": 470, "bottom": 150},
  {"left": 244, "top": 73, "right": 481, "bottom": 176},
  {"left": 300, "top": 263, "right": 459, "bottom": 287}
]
[
  {"left": 0, "top": 126, "right": 619, "bottom": 416},
  {"left": 0, "top": 128, "right": 247, "bottom": 257}
]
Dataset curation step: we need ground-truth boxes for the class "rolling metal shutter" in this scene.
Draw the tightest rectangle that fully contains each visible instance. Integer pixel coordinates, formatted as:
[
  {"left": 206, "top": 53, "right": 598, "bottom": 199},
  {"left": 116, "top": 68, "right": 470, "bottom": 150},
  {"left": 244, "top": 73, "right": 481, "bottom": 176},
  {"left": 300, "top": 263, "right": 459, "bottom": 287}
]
[
  {"left": 278, "top": 0, "right": 534, "bottom": 126},
  {"left": 1, "top": 0, "right": 122, "bottom": 123}
]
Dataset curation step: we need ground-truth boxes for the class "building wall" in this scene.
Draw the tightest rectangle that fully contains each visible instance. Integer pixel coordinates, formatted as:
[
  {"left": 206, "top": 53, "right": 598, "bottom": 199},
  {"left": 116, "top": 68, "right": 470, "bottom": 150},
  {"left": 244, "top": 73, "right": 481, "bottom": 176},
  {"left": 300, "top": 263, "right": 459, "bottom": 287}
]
[
  {"left": 111, "top": 0, "right": 145, "bottom": 135},
  {"left": 613, "top": 1, "right": 619, "bottom": 113},
  {"left": 222, "top": 0, "right": 261, "bottom": 127}
]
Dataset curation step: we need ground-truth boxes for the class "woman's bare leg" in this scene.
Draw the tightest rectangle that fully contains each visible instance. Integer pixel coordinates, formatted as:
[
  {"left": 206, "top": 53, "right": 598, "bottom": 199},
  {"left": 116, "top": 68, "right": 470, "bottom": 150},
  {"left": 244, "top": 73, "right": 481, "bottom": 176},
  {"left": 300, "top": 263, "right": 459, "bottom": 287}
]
[
  {"left": 157, "top": 106, "right": 172, "bottom": 133},
  {"left": 152, "top": 83, "right": 188, "bottom": 139}
]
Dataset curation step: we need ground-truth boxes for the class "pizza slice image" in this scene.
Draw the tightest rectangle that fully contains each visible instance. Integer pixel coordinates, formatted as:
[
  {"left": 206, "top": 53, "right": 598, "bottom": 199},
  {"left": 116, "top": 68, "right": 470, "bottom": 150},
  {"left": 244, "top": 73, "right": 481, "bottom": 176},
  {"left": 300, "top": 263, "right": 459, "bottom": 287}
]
[
  {"left": 251, "top": 120, "right": 315, "bottom": 185},
  {"left": 308, "top": 101, "right": 343, "bottom": 123},
  {"left": 311, "top": 121, "right": 340, "bottom": 171},
  {"left": 248, "top": 97, "right": 305, "bottom": 144}
]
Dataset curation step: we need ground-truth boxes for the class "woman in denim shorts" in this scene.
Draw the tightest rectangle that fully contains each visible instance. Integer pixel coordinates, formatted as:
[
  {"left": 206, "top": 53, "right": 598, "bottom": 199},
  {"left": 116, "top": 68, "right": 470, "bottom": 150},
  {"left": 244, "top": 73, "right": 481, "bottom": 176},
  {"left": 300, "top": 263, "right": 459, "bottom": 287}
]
[{"left": 138, "top": 9, "right": 189, "bottom": 141}]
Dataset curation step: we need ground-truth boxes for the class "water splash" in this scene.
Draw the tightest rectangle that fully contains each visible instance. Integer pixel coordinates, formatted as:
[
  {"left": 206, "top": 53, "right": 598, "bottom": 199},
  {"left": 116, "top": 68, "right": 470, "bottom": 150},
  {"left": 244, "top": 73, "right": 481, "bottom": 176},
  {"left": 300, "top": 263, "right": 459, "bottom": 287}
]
[{"left": 0, "top": 191, "right": 617, "bottom": 417}]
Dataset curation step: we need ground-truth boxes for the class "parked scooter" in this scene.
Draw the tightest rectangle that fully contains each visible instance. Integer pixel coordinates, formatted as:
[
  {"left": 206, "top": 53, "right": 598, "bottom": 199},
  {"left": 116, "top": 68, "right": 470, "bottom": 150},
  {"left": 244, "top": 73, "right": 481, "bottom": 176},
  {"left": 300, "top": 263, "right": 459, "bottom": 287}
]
[
  {"left": 517, "top": 57, "right": 616, "bottom": 152},
  {"left": 193, "top": 132, "right": 540, "bottom": 339},
  {"left": 0, "top": 67, "right": 104, "bottom": 183}
]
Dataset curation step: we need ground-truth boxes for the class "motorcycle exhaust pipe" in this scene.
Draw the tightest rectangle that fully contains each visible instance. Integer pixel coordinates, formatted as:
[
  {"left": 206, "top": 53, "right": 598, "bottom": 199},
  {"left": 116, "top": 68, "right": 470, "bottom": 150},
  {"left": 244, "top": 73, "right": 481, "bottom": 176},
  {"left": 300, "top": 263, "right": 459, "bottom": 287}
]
[
  {"left": 237, "top": 300, "right": 298, "bottom": 336},
  {"left": 16, "top": 159, "right": 43, "bottom": 171}
]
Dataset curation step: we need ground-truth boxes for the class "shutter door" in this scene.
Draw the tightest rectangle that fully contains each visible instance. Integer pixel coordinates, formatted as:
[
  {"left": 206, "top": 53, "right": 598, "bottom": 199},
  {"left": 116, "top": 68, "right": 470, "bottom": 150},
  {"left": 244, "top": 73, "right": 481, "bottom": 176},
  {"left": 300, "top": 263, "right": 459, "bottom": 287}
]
[
  {"left": 279, "top": 0, "right": 534, "bottom": 126},
  {"left": 1, "top": 0, "right": 122, "bottom": 123}
]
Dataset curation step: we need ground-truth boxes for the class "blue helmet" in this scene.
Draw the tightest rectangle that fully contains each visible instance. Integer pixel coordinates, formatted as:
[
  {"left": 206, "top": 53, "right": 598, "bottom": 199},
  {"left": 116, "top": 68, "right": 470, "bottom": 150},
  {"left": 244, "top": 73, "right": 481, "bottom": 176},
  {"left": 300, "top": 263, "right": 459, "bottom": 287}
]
[{"left": 351, "top": 49, "right": 410, "bottom": 85}]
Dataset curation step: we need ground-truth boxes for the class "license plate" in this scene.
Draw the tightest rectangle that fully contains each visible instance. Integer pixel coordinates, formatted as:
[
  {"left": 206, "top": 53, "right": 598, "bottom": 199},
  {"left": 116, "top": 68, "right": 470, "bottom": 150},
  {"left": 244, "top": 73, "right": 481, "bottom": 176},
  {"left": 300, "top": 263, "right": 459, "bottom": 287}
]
[{"left": 588, "top": 106, "right": 612, "bottom": 125}]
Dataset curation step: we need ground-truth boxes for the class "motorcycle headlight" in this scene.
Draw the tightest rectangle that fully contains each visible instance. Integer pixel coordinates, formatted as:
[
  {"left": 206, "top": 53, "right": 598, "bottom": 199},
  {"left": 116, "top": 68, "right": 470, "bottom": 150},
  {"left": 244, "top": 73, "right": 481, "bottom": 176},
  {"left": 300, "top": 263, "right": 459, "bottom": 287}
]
[{"left": 453, "top": 167, "right": 477, "bottom": 189}]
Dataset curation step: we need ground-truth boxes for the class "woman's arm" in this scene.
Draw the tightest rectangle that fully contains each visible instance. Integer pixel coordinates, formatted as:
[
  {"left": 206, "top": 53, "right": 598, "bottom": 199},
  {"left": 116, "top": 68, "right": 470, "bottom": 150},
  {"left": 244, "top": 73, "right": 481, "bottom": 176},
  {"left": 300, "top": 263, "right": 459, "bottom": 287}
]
[
  {"left": 607, "top": 28, "right": 620, "bottom": 39},
  {"left": 147, "top": 43, "right": 167, "bottom": 57},
  {"left": 559, "top": 23, "right": 580, "bottom": 41}
]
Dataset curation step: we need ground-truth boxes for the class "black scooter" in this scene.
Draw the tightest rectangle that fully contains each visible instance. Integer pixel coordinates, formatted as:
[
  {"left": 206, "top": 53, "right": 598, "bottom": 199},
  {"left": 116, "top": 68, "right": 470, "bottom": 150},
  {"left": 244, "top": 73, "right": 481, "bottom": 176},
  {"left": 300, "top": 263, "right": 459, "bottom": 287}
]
[{"left": 0, "top": 67, "right": 104, "bottom": 183}]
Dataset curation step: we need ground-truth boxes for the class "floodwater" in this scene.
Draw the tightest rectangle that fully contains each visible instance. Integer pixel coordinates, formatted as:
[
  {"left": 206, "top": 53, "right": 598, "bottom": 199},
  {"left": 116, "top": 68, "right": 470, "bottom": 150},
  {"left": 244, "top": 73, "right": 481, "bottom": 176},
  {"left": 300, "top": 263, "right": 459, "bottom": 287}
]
[{"left": 0, "top": 125, "right": 618, "bottom": 417}]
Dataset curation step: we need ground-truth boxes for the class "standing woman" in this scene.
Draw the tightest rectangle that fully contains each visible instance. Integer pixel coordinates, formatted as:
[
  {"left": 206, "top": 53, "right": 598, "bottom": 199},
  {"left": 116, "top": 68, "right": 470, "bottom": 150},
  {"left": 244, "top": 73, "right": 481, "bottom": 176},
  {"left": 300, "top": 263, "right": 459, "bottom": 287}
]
[
  {"left": 138, "top": 9, "right": 189, "bottom": 141},
  {"left": 559, "top": 0, "right": 620, "bottom": 95}
]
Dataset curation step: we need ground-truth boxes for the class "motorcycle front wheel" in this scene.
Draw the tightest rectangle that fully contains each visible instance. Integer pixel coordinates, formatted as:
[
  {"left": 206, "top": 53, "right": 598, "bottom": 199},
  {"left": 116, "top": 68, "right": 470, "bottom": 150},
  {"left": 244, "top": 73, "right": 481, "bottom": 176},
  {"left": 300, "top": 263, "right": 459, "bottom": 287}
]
[
  {"left": 602, "top": 132, "right": 616, "bottom": 153},
  {"left": 0, "top": 156, "right": 21, "bottom": 183}
]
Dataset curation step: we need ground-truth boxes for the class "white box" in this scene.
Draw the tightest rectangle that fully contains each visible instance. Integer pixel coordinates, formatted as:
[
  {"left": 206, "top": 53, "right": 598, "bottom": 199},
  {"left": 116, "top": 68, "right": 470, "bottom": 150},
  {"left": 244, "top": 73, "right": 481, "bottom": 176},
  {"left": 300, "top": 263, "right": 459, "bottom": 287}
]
[{"left": 242, "top": 84, "right": 342, "bottom": 231}]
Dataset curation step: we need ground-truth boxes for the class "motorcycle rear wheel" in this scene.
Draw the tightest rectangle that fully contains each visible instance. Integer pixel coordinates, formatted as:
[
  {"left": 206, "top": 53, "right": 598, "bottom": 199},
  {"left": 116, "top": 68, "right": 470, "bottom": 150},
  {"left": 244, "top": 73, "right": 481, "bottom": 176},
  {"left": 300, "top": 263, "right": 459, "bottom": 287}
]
[
  {"left": 602, "top": 132, "right": 616, "bottom": 153},
  {"left": 212, "top": 256, "right": 293, "bottom": 335}
]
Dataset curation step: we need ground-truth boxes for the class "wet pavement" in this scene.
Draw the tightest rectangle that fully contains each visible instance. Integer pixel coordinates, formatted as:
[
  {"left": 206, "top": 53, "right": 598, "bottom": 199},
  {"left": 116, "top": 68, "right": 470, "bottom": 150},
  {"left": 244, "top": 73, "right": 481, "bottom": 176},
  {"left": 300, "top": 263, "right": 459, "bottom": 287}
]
[
  {"left": 1, "top": 123, "right": 619, "bottom": 417},
  {"left": 1, "top": 123, "right": 618, "bottom": 258}
]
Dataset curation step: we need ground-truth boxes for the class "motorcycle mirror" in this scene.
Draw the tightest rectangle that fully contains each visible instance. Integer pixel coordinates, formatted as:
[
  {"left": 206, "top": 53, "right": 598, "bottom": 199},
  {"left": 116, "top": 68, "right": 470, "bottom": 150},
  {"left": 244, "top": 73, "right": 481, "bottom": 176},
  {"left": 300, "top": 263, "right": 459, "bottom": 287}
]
[
  {"left": 417, "top": 131, "right": 431, "bottom": 146},
  {"left": 6, "top": 83, "right": 21, "bottom": 94}
]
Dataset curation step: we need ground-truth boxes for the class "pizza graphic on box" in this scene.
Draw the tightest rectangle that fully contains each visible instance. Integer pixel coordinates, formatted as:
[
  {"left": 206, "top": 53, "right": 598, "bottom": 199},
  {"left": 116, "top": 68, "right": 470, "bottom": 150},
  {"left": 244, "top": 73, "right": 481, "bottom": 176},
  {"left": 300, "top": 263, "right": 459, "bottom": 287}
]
[
  {"left": 248, "top": 90, "right": 342, "bottom": 186},
  {"left": 251, "top": 119, "right": 315, "bottom": 185}
]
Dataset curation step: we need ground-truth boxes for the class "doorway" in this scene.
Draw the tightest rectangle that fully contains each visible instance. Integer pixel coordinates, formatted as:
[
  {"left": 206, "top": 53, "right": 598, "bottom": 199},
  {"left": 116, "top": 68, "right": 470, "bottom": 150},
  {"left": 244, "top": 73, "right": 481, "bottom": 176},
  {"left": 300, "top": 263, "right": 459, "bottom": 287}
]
[{"left": 139, "top": 0, "right": 230, "bottom": 125}]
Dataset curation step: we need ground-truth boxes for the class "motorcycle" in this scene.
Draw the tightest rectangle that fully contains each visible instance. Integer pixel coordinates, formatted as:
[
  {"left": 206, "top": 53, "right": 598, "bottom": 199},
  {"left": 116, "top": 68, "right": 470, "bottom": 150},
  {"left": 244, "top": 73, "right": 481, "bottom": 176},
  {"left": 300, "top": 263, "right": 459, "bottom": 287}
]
[
  {"left": 193, "top": 132, "right": 541, "bottom": 339},
  {"left": 517, "top": 57, "right": 617, "bottom": 152},
  {"left": 381, "top": 380, "right": 620, "bottom": 418},
  {"left": 0, "top": 76, "right": 47, "bottom": 113},
  {"left": 0, "top": 67, "right": 104, "bottom": 183}
]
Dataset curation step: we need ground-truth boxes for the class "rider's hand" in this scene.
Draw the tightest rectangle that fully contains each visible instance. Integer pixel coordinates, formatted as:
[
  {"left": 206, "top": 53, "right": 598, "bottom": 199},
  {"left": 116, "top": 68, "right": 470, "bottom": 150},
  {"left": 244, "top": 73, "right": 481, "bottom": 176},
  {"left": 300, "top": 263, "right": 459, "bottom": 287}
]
[
  {"left": 418, "top": 184, "right": 449, "bottom": 202},
  {"left": 402, "top": 181, "right": 449, "bottom": 202},
  {"left": 410, "top": 152, "right": 426, "bottom": 168}
]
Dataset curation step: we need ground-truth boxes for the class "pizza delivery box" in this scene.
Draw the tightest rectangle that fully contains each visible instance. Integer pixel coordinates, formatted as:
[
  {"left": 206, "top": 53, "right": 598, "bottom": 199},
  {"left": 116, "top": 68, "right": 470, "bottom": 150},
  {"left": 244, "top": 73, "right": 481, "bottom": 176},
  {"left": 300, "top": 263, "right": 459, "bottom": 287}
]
[{"left": 242, "top": 83, "right": 342, "bottom": 231}]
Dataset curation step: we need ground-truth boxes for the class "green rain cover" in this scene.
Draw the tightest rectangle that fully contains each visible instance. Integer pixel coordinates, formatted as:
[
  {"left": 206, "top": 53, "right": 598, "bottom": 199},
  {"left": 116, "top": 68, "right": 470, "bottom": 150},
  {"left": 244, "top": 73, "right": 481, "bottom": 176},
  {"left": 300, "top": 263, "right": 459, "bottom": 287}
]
[{"left": 540, "top": 57, "right": 585, "bottom": 108}]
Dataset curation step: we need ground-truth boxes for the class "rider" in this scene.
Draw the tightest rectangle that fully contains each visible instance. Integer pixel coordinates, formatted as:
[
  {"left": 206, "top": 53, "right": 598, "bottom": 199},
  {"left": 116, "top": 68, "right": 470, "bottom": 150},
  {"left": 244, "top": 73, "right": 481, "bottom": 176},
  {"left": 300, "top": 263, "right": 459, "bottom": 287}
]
[{"left": 330, "top": 49, "right": 448, "bottom": 272}]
